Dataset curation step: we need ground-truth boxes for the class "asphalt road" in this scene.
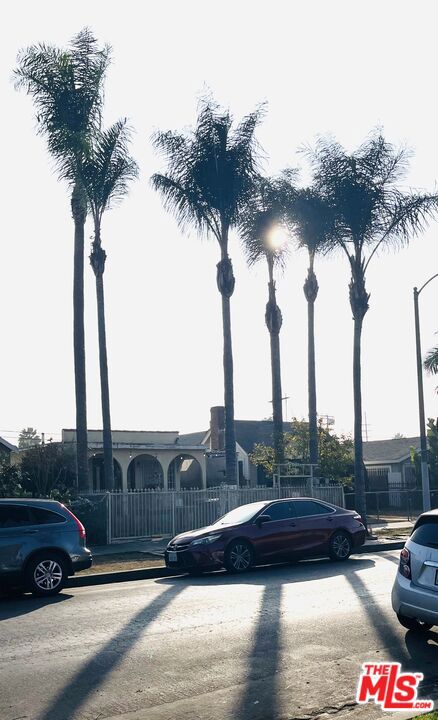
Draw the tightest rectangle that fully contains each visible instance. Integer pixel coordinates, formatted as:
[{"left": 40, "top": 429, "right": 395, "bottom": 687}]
[{"left": 1, "top": 551, "right": 438, "bottom": 720}]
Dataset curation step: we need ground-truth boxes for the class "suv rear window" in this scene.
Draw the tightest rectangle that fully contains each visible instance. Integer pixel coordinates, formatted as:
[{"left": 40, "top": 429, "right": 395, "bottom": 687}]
[
  {"left": 31, "top": 508, "right": 66, "bottom": 525},
  {"left": 410, "top": 518, "right": 438, "bottom": 548}
]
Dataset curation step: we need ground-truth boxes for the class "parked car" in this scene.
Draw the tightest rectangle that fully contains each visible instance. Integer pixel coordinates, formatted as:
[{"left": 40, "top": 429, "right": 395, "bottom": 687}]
[
  {"left": 392, "top": 509, "right": 438, "bottom": 631},
  {"left": 0, "top": 498, "right": 92, "bottom": 597},
  {"left": 165, "top": 497, "right": 366, "bottom": 574}
]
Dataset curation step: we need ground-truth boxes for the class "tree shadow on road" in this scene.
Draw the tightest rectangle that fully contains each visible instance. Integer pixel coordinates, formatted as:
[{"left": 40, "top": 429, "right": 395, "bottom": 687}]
[
  {"left": 38, "top": 583, "right": 183, "bottom": 720},
  {"left": 156, "top": 556, "right": 376, "bottom": 589},
  {"left": 233, "top": 583, "right": 283, "bottom": 720}
]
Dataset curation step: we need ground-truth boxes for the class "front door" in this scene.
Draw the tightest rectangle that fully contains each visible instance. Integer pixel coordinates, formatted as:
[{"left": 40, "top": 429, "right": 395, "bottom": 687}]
[
  {"left": 289, "top": 499, "right": 336, "bottom": 555},
  {"left": 252, "top": 500, "right": 297, "bottom": 561}
]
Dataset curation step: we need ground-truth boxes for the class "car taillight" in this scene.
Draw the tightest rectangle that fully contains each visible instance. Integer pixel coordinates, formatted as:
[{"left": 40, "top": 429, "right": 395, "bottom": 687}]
[
  {"left": 399, "top": 547, "right": 411, "bottom": 579},
  {"left": 62, "top": 505, "right": 86, "bottom": 542}
]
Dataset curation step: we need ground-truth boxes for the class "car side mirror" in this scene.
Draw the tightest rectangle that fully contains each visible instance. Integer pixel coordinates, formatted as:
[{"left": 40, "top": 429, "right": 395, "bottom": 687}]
[{"left": 256, "top": 514, "right": 271, "bottom": 527}]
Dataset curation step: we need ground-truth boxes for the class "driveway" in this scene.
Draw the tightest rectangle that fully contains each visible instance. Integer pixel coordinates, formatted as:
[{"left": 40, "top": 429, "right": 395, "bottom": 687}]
[{"left": 1, "top": 550, "right": 437, "bottom": 720}]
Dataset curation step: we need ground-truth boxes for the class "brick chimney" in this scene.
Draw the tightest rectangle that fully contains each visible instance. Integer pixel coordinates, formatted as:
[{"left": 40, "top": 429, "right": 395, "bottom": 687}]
[{"left": 210, "top": 406, "right": 225, "bottom": 451}]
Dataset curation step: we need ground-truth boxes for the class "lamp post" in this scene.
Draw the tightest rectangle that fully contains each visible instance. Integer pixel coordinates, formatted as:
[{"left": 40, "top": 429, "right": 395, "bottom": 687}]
[{"left": 413, "top": 272, "right": 438, "bottom": 512}]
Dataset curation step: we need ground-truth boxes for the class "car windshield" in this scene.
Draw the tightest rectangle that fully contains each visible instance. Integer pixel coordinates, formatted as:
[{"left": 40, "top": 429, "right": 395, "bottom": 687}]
[{"left": 213, "top": 502, "right": 267, "bottom": 526}]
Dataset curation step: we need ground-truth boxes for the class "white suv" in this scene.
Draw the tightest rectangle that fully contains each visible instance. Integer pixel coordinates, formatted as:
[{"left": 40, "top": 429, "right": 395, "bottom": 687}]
[{"left": 392, "top": 509, "right": 438, "bottom": 631}]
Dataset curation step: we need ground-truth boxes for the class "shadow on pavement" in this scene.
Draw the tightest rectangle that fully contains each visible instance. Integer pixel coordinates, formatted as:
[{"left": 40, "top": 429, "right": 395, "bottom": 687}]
[
  {"left": 38, "top": 583, "right": 183, "bottom": 720},
  {"left": 156, "top": 556, "right": 376, "bottom": 588},
  {"left": 234, "top": 583, "right": 283, "bottom": 720},
  {"left": 0, "top": 591, "right": 73, "bottom": 620}
]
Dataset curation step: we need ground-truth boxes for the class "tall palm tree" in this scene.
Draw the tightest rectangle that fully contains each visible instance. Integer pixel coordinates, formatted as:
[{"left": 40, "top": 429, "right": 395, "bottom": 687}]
[
  {"left": 239, "top": 177, "right": 288, "bottom": 467},
  {"left": 15, "top": 29, "right": 110, "bottom": 490},
  {"left": 151, "top": 99, "right": 263, "bottom": 484},
  {"left": 307, "top": 133, "right": 438, "bottom": 527},
  {"left": 80, "top": 120, "right": 138, "bottom": 489},
  {"left": 283, "top": 185, "right": 336, "bottom": 468}
]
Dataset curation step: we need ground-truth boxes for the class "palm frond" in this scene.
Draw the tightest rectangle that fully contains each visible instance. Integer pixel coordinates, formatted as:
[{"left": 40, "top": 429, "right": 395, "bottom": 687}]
[
  {"left": 14, "top": 28, "right": 110, "bottom": 185},
  {"left": 151, "top": 97, "right": 264, "bottom": 246},
  {"left": 239, "top": 175, "right": 290, "bottom": 268},
  {"left": 306, "top": 130, "right": 438, "bottom": 260},
  {"left": 283, "top": 183, "right": 338, "bottom": 257},
  {"left": 424, "top": 346, "right": 438, "bottom": 375},
  {"left": 80, "top": 119, "right": 138, "bottom": 220}
]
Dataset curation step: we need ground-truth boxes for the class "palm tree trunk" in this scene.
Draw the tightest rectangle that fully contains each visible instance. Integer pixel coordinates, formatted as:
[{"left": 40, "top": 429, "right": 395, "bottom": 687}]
[
  {"left": 353, "top": 314, "right": 367, "bottom": 528},
  {"left": 71, "top": 184, "right": 88, "bottom": 491},
  {"left": 349, "top": 256, "right": 370, "bottom": 529},
  {"left": 90, "top": 237, "right": 114, "bottom": 491},
  {"left": 304, "top": 256, "right": 319, "bottom": 467},
  {"left": 217, "top": 254, "right": 237, "bottom": 485},
  {"left": 265, "top": 257, "right": 284, "bottom": 467}
]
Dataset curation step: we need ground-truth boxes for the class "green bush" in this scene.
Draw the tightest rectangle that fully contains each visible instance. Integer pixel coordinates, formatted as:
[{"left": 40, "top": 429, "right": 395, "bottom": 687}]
[{"left": 69, "top": 495, "right": 108, "bottom": 545}]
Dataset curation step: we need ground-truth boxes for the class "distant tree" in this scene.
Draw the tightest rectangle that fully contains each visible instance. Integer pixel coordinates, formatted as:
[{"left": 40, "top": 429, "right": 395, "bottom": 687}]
[
  {"left": 152, "top": 98, "right": 264, "bottom": 483},
  {"left": 307, "top": 132, "right": 438, "bottom": 527},
  {"left": 239, "top": 176, "right": 289, "bottom": 467},
  {"left": 20, "top": 443, "right": 76, "bottom": 498},
  {"left": 250, "top": 420, "right": 353, "bottom": 484},
  {"left": 0, "top": 460, "right": 23, "bottom": 497},
  {"left": 18, "top": 427, "right": 41, "bottom": 449}
]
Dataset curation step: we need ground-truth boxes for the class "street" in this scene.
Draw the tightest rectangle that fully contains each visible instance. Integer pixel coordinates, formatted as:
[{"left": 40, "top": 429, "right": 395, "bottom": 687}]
[{"left": 1, "top": 551, "right": 438, "bottom": 720}]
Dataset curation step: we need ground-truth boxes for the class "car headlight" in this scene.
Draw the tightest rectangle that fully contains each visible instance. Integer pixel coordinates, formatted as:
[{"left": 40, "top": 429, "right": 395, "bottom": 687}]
[{"left": 191, "top": 533, "right": 222, "bottom": 546}]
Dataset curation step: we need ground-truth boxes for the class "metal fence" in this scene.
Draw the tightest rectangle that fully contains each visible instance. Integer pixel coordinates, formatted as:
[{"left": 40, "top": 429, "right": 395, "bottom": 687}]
[
  {"left": 106, "top": 484, "right": 345, "bottom": 542},
  {"left": 344, "top": 489, "right": 438, "bottom": 524}
]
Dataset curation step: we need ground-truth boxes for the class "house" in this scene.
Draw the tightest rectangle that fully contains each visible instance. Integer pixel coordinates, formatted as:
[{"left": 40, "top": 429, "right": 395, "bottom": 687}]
[
  {"left": 0, "top": 436, "right": 18, "bottom": 463},
  {"left": 62, "top": 428, "right": 207, "bottom": 492},
  {"left": 363, "top": 436, "right": 421, "bottom": 490},
  {"left": 180, "top": 406, "right": 296, "bottom": 487}
]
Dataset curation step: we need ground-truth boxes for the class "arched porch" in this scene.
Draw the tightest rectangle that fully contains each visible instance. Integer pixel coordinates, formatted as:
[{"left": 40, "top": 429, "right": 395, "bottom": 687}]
[{"left": 167, "top": 454, "right": 203, "bottom": 490}]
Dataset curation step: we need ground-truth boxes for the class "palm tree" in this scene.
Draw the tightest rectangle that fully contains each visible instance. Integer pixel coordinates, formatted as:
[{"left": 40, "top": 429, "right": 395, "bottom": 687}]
[
  {"left": 283, "top": 185, "right": 336, "bottom": 468},
  {"left": 80, "top": 120, "right": 138, "bottom": 489},
  {"left": 239, "top": 177, "right": 288, "bottom": 467},
  {"left": 15, "top": 29, "right": 110, "bottom": 490},
  {"left": 307, "top": 133, "right": 438, "bottom": 527},
  {"left": 424, "top": 343, "right": 438, "bottom": 392},
  {"left": 151, "top": 99, "right": 263, "bottom": 484}
]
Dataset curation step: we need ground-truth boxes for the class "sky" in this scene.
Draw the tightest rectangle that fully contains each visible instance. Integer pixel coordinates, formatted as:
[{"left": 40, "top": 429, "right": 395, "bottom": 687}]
[{"left": 1, "top": 0, "right": 438, "bottom": 446}]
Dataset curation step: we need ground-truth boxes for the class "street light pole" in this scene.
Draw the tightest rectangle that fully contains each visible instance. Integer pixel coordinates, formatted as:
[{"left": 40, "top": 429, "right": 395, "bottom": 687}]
[{"left": 413, "top": 272, "right": 438, "bottom": 512}]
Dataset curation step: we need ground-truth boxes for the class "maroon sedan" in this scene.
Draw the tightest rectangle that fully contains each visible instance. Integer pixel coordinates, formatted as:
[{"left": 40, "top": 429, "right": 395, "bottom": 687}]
[{"left": 165, "top": 497, "right": 366, "bottom": 574}]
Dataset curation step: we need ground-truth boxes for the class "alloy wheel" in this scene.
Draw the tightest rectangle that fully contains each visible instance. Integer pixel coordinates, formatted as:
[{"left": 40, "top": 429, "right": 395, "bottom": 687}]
[
  {"left": 230, "top": 544, "right": 251, "bottom": 571},
  {"left": 34, "top": 560, "right": 63, "bottom": 591},
  {"left": 332, "top": 534, "right": 351, "bottom": 559}
]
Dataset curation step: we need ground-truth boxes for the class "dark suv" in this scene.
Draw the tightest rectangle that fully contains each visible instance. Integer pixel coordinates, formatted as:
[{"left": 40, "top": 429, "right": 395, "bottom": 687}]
[{"left": 0, "top": 499, "right": 92, "bottom": 596}]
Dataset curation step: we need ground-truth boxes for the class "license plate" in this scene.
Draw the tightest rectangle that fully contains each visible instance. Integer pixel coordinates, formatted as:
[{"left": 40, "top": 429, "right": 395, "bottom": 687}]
[{"left": 168, "top": 551, "right": 178, "bottom": 563}]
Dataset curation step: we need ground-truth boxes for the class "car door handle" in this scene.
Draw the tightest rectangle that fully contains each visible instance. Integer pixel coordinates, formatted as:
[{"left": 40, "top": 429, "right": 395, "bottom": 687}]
[{"left": 290, "top": 522, "right": 296, "bottom": 527}]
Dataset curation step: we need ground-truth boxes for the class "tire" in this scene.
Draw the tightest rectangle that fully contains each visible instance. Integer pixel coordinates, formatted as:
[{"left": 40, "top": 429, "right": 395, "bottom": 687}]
[
  {"left": 329, "top": 531, "right": 352, "bottom": 561},
  {"left": 397, "top": 613, "right": 433, "bottom": 632},
  {"left": 225, "top": 540, "right": 253, "bottom": 574},
  {"left": 25, "top": 553, "right": 67, "bottom": 597}
]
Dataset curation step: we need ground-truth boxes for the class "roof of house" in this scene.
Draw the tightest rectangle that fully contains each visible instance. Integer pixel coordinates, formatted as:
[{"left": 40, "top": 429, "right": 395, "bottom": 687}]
[
  {"left": 0, "top": 436, "right": 18, "bottom": 452},
  {"left": 178, "top": 431, "right": 209, "bottom": 446},
  {"left": 234, "top": 420, "right": 295, "bottom": 454},
  {"left": 180, "top": 421, "right": 295, "bottom": 455},
  {"left": 363, "top": 436, "right": 421, "bottom": 464}
]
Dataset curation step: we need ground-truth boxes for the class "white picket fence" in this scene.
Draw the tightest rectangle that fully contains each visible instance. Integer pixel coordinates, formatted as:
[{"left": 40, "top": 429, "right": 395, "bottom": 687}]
[{"left": 106, "top": 485, "right": 345, "bottom": 543}]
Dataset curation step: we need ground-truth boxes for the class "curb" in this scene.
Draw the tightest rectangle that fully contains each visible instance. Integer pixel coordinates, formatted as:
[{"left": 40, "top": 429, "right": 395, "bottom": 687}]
[{"left": 66, "top": 541, "right": 405, "bottom": 589}]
